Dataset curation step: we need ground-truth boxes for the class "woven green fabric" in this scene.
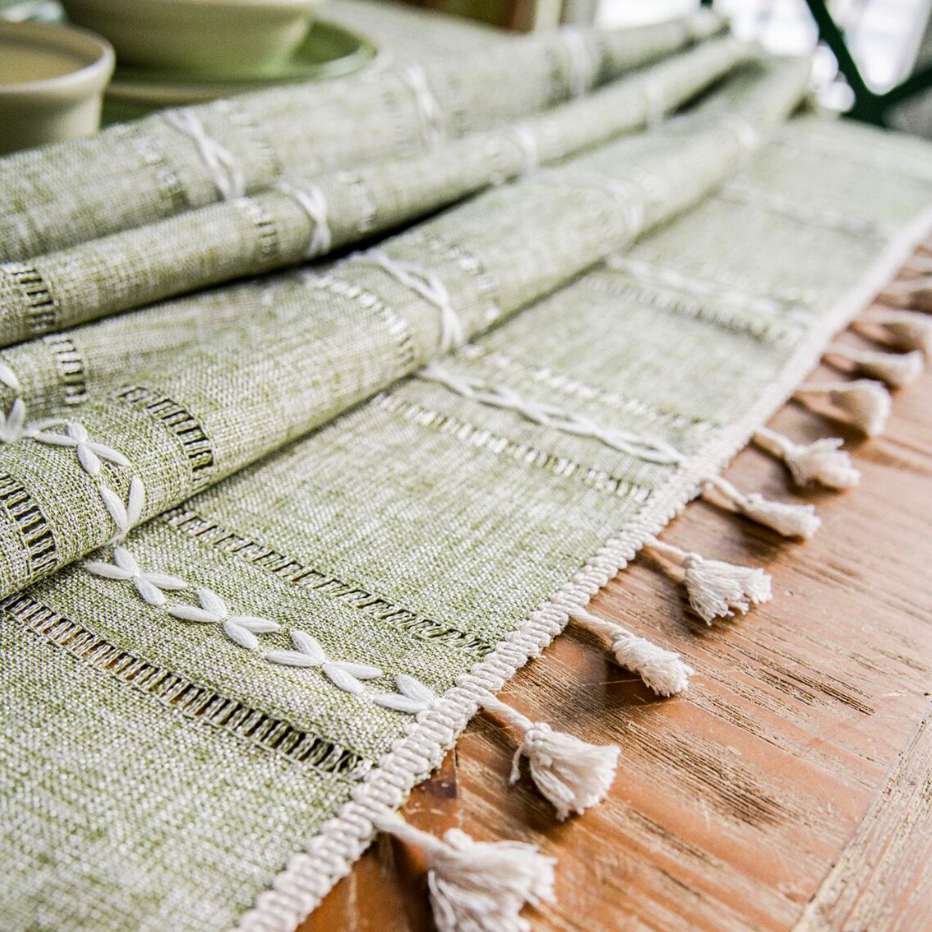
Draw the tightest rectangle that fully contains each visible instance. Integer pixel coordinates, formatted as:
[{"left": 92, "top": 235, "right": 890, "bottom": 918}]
[
  {"left": 3, "top": 10, "right": 932, "bottom": 932},
  {"left": 0, "top": 36, "right": 749, "bottom": 348},
  {"left": 0, "top": 9, "right": 721, "bottom": 264},
  {"left": 3, "top": 105, "right": 931, "bottom": 932},
  {"left": 0, "top": 58, "right": 808, "bottom": 600}
]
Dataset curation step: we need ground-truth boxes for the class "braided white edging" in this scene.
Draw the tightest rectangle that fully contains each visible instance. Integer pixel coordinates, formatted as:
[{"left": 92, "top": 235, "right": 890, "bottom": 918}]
[
  {"left": 361, "top": 251, "right": 465, "bottom": 353},
  {"left": 399, "top": 65, "right": 445, "bottom": 147},
  {"left": 276, "top": 182, "right": 332, "bottom": 259},
  {"left": 418, "top": 361, "right": 684, "bottom": 466},
  {"left": 232, "top": 203, "right": 932, "bottom": 932},
  {"left": 164, "top": 109, "right": 246, "bottom": 201}
]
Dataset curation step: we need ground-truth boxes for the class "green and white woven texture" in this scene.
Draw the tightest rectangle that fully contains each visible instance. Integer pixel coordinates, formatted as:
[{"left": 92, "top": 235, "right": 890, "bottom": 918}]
[{"left": 2, "top": 6, "right": 932, "bottom": 932}]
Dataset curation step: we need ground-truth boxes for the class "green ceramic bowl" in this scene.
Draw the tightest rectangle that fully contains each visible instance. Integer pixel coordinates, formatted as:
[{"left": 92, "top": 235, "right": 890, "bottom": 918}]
[
  {"left": 59, "top": 0, "right": 322, "bottom": 78},
  {"left": 0, "top": 20, "right": 114, "bottom": 153},
  {"left": 102, "top": 19, "right": 375, "bottom": 118}
]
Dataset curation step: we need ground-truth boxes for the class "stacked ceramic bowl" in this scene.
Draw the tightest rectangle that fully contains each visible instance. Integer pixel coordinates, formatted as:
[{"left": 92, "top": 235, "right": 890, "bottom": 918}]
[
  {"left": 0, "top": 0, "right": 374, "bottom": 151},
  {"left": 58, "top": 0, "right": 373, "bottom": 117}
]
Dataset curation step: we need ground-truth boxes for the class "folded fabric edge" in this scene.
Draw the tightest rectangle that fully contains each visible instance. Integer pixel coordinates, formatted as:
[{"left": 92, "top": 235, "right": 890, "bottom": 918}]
[{"left": 230, "top": 199, "right": 932, "bottom": 932}]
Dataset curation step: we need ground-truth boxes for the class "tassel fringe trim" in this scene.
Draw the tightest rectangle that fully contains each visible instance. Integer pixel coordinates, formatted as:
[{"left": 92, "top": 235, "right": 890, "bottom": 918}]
[
  {"left": 373, "top": 812, "right": 556, "bottom": 932},
  {"left": 480, "top": 693, "right": 619, "bottom": 821}
]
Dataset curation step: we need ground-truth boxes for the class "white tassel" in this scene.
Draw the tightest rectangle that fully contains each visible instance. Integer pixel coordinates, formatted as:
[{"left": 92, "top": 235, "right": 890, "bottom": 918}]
[
  {"left": 567, "top": 605, "right": 693, "bottom": 696},
  {"left": 856, "top": 308, "right": 932, "bottom": 355},
  {"left": 703, "top": 475, "right": 820, "bottom": 540},
  {"left": 879, "top": 275, "right": 932, "bottom": 313},
  {"left": 826, "top": 344, "right": 924, "bottom": 389},
  {"left": 373, "top": 812, "right": 556, "bottom": 932},
  {"left": 754, "top": 426, "right": 860, "bottom": 490},
  {"left": 480, "top": 693, "right": 619, "bottom": 820},
  {"left": 795, "top": 380, "right": 891, "bottom": 436},
  {"left": 645, "top": 536, "right": 772, "bottom": 624}
]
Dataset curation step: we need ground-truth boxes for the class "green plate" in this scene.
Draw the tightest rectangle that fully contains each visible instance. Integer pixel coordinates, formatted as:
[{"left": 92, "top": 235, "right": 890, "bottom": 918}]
[{"left": 103, "top": 19, "right": 376, "bottom": 117}]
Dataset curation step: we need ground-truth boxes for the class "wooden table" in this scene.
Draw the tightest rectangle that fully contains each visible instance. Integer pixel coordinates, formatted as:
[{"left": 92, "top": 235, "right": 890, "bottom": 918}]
[{"left": 303, "top": 254, "right": 932, "bottom": 932}]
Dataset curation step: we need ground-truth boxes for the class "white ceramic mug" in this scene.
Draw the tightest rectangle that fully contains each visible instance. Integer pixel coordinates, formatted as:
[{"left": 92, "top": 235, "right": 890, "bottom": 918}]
[{"left": 0, "top": 21, "right": 115, "bottom": 155}]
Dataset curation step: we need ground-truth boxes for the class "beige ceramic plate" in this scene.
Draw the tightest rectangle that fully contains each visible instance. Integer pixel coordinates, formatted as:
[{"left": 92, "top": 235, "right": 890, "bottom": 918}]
[{"left": 104, "top": 19, "right": 375, "bottom": 114}]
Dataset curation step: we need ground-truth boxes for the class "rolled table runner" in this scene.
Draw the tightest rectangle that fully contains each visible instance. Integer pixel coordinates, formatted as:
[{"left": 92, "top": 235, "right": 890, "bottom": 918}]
[
  {"left": 0, "top": 36, "right": 749, "bottom": 349},
  {"left": 0, "top": 11, "right": 723, "bottom": 263},
  {"left": 0, "top": 57, "right": 811, "bottom": 601}
]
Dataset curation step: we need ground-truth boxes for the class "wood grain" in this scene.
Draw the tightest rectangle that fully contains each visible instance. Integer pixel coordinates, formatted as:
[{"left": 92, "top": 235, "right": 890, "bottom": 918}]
[{"left": 301, "top": 260, "right": 932, "bottom": 932}]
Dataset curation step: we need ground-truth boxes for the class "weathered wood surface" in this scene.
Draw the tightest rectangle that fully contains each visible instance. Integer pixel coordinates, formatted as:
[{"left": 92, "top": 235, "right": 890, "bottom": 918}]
[{"left": 302, "top": 259, "right": 932, "bottom": 932}]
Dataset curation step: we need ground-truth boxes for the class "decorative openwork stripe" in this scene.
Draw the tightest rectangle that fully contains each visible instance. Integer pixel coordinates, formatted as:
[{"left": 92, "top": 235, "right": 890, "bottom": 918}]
[
  {"left": 580, "top": 270, "right": 804, "bottom": 346},
  {"left": 162, "top": 507, "right": 491, "bottom": 654},
  {"left": 459, "top": 344, "right": 712, "bottom": 437},
  {"left": 6, "top": 264, "right": 58, "bottom": 335},
  {"left": 302, "top": 272, "right": 420, "bottom": 376},
  {"left": 234, "top": 195, "right": 281, "bottom": 266},
  {"left": 116, "top": 385, "right": 215, "bottom": 487},
  {"left": 375, "top": 392, "right": 655, "bottom": 503},
  {"left": 2, "top": 591, "right": 372, "bottom": 779},
  {"left": 43, "top": 333, "right": 89, "bottom": 406},
  {"left": 0, "top": 471, "right": 57, "bottom": 575}
]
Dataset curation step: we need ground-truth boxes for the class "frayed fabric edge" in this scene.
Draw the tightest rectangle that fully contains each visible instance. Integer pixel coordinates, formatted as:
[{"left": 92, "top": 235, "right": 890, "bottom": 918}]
[{"left": 233, "top": 204, "right": 932, "bottom": 932}]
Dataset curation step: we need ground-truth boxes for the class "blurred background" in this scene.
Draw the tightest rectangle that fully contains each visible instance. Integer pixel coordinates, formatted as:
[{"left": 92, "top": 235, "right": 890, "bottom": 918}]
[{"left": 398, "top": 0, "right": 932, "bottom": 134}]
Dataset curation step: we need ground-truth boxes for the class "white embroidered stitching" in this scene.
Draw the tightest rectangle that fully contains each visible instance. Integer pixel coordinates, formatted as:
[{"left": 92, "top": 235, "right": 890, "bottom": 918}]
[
  {"left": 508, "top": 123, "right": 539, "bottom": 176},
  {"left": 80, "top": 545, "right": 435, "bottom": 711},
  {"left": 85, "top": 546, "right": 187, "bottom": 607},
  {"left": 559, "top": 28, "right": 597, "bottom": 98},
  {"left": 276, "top": 182, "right": 332, "bottom": 259},
  {"left": 168, "top": 587, "right": 281, "bottom": 651},
  {"left": 607, "top": 255, "right": 814, "bottom": 323},
  {"left": 399, "top": 65, "right": 445, "bottom": 146},
  {"left": 265, "top": 630, "right": 383, "bottom": 694},
  {"left": 361, "top": 251, "right": 465, "bottom": 353},
  {"left": 164, "top": 109, "right": 247, "bottom": 201},
  {"left": 373, "top": 675, "right": 437, "bottom": 714},
  {"left": 418, "top": 361, "right": 685, "bottom": 466}
]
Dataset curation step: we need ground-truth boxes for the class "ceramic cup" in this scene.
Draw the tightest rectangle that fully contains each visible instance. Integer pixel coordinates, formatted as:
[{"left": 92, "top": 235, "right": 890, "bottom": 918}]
[
  {"left": 60, "top": 0, "right": 322, "bottom": 79},
  {"left": 0, "top": 21, "right": 115, "bottom": 156}
]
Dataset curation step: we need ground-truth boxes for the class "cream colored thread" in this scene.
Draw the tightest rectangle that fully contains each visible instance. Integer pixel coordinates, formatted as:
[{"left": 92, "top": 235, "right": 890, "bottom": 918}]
[
  {"left": 265, "top": 630, "right": 383, "bottom": 694},
  {"left": 717, "top": 114, "right": 760, "bottom": 154},
  {"left": 27, "top": 420, "right": 145, "bottom": 540},
  {"left": 0, "top": 361, "right": 21, "bottom": 394},
  {"left": 81, "top": 550, "right": 437, "bottom": 707},
  {"left": 373, "top": 675, "right": 437, "bottom": 714},
  {"left": 508, "top": 123, "right": 539, "bottom": 176},
  {"left": 276, "top": 182, "right": 332, "bottom": 259},
  {"left": 795, "top": 379, "right": 891, "bottom": 436},
  {"left": 479, "top": 691, "right": 620, "bottom": 821},
  {"left": 607, "top": 255, "right": 812, "bottom": 322},
  {"left": 720, "top": 181, "right": 887, "bottom": 237},
  {"left": 564, "top": 603, "right": 693, "bottom": 697},
  {"left": 753, "top": 426, "right": 860, "bottom": 489},
  {"left": 419, "top": 361, "right": 684, "bottom": 466},
  {"left": 85, "top": 546, "right": 186, "bottom": 607},
  {"left": 372, "top": 811, "right": 556, "bottom": 932},
  {"left": 362, "top": 251, "right": 465, "bottom": 353},
  {"left": 0, "top": 398, "right": 26, "bottom": 443},
  {"left": 559, "top": 27, "right": 596, "bottom": 98},
  {"left": 168, "top": 587, "right": 281, "bottom": 651},
  {"left": 164, "top": 109, "right": 246, "bottom": 201},
  {"left": 643, "top": 80, "right": 666, "bottom": 128},
  {"left": 399, "top": 65, "right": 445, "bottom": 146},
  {"left": 0, "top": 361, "right": 28, "bottom": 443}
]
